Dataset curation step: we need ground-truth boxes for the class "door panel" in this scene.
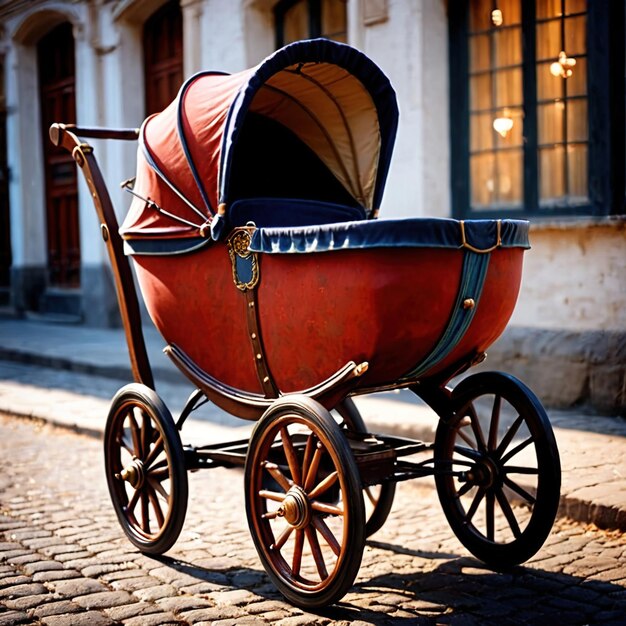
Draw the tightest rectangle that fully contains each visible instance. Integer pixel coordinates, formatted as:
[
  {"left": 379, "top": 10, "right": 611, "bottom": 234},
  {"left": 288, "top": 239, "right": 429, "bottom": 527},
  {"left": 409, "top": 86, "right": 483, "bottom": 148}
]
[
  {"left": 38, "top": 22, "right": 80, "bottom": 288},
  {"left": 143, "top": 1, "right": 183, "bottom": 115}
]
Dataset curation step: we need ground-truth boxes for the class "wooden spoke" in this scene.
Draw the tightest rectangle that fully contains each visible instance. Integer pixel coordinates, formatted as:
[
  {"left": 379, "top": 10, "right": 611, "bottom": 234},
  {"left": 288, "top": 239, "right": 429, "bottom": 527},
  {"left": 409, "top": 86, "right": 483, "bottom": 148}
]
[
  {"left": 149, "top": 459, "right": 169, "bottom": 473},
  {"left": 304, "top": 445, "right": 323, "bottom": 492},
  {"left": 485, "top": 491, "right": 495, "bottom": 541},
  {"left": 271, "top": 524, "right": 294, "bottom": 551},
  {"left": 457, "top": 426, "right": 478, "bottom": 449},
  {"left": 292, "top": 529, "right": 304, "bottom": 577},
  {"left": 126, "top": 485, "right": 141, "bottom": 514},
  {"left": 495, "top": 488, "right": 522, "bottom": 538},
  {"left": 148, "top": 475, "right": 169, "bottom": 501},
  {"left": 128, "top": 410, "right": 142, "bottom": 457},
  {"left": 488, "top": 395, "right": 501, "bottom": 451},
  {"left": 141, "top": 413, "right": 152, "bottom": 462},
  {"left": 262, "top": 510, "right": 280, "bottom": 520},
  {"left": 263, "top": 462, "right": 292, "bottom": 492},
  {"left": 305, "top": 526, "right": 328, "bottom": 580},
  {"left": 468, "top": 405, "right": 487, "bottom": 452},
  {"left": 146, "top": 483, "right": 165, "bottom": 528},
  {"left": 140, "top": 490, "right": 150, "bottom": 533},
  {"left": 503, "top": 465, "right": 539, "bottom": 475},
  {"left": 310, "top": 501, "right": 343, "bottom": 516},
  {"left": 143, "top": 436, "right": 164, "bottom": 470},
  {"left": 364, "top": 486, "right": 377, "bottom": 507},
  {"left": 501, "top": 436, "right": 535, "bottom": 465},
  {"left": 464, "top": 486, "right": 486, "bottom": 523},
  {"left": 259, "top": 489, "right": 286, "bottom": 503},
  {"left": 312, "top": 517, "right": 341, "bottom": 556},
  {"left": 495, "top": 415, "right": 524, "bottom": 459},
  {"left": 280, "top": 427, "right": 302, "bottom": 485},
  {"left": 301, "top": 434, "right": 316, "bottom": 483},
  {"left": 119, "top": 433, "right": 135, "bottom": 455},
  {"left": 148, "top": 467, "right": 170, "bottom": 482},
  {"left": 457, "top": 481, "right": 475, "bottom": 497},
  {"left": 308, "top": 471, "right": 338, "bottom": 500},
  {"left": 503, "top": 475, "right": 537, "bottom": 505}
]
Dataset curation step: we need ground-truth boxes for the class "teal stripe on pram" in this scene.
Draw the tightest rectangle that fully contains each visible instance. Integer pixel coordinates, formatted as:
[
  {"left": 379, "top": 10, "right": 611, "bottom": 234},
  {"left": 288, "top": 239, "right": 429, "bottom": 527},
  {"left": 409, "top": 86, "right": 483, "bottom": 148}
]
[{"left": 402, "top": 251, "right": 491, "bottom": 380}]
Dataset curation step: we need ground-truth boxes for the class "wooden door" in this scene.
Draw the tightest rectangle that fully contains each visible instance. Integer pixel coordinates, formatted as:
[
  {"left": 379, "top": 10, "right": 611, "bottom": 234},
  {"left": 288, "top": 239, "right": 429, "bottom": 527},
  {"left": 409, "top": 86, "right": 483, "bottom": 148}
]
[
  {"left": 143, "top": 1, "right": 183, "bottom": 116},
  {"left": 38, "top": 22, "right": 80, "bottom": 288}
]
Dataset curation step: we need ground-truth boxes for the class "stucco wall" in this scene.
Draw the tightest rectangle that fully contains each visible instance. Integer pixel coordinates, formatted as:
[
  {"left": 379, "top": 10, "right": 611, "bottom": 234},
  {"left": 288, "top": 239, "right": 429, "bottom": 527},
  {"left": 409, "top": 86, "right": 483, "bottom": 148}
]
[{"left": 511, "top": 220, "right": 626, "bottom": 332}]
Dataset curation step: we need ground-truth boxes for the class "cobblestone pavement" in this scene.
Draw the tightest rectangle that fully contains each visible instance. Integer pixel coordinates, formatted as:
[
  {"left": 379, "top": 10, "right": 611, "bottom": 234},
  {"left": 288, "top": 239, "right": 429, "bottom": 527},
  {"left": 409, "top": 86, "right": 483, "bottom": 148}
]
[{"left": 1, "top": 414, "right": 625, "bottom": 625}]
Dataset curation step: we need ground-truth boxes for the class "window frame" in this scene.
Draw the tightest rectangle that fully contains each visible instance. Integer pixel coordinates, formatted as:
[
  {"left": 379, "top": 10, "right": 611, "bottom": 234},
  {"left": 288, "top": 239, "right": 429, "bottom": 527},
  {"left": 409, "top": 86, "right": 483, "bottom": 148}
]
[
  {"left": 449, "top": 1, "right": 624, "bottom": 219},
  {"left": 274, "top": 0, "right": 322, "bottom": 49}
]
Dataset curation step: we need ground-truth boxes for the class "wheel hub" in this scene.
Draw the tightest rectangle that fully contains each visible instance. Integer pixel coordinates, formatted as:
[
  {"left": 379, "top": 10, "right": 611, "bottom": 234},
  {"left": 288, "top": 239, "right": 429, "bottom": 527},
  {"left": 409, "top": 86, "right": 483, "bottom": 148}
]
[
  {"left": 467, "top": 456, "right": 499, "bottom": 488},
  {"left": 118, "top": 458, "right": 145, "bottom": 489},
  {"left": 278, "top": 485, "right": 311, "bottom": 529}
]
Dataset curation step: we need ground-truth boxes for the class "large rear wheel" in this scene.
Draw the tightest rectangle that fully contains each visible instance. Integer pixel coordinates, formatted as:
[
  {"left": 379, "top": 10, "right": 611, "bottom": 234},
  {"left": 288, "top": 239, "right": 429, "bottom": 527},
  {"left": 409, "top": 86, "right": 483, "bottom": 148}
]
[
  {"left": 245, "top": 395, "right": 365, "bottom": 608},
  {"left": 435, "top": 372, "right": 561, "bottom": 567}
]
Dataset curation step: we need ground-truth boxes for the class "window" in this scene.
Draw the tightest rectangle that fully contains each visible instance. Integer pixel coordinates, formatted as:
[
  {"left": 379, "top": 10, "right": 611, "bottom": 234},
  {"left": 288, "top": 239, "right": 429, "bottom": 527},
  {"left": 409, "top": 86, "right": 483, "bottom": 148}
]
[
  {"left": 274, "top": 0, "right": 347, "bottom": 48},
  {"left": 449, "top": 1, "right": 624, "bottom": 217}
]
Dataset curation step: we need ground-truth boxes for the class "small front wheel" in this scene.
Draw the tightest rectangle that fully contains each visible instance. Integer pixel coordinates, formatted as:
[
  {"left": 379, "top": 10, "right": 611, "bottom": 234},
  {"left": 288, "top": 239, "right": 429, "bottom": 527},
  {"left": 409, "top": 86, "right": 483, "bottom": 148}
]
[
  {"left": 434, "top": 372, "right": 561, "bottom": 567},
  {"left": 245, "top": 395, "right": 365, "bottom": 608},
  {"left": 104, "top": 384, "right": 188, "bottom": 555}
]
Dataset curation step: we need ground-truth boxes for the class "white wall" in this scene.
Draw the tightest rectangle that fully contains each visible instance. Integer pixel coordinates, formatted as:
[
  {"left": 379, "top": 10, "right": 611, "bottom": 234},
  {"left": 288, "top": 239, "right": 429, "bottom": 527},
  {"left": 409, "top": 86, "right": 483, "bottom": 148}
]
[{"left": 512, "top": 222, "right": 626, "bottom": 332}]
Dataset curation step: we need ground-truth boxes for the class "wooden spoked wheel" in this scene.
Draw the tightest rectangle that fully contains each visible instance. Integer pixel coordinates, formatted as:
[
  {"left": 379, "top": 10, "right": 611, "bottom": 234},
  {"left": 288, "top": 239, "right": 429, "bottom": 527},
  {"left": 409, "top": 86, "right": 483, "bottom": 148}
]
[
  {"left": 435, "top": 372, "right": 561, "bottom": 567},
  {"left": 336, "top": 398, "right": 396, "bottom": 537},
  {"left": 245, "top": 395, "right": 365, "bottom": 608},
  {"left": 104, "top": 384, "right": 188, "bottom": 555}
]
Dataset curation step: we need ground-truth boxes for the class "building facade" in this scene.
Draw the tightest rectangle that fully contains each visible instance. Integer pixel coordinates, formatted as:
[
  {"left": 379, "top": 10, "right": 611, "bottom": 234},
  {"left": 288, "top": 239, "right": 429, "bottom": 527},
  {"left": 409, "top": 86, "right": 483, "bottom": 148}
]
[{"left": 0, "top": 0, "right": 624, "bottom": 412}]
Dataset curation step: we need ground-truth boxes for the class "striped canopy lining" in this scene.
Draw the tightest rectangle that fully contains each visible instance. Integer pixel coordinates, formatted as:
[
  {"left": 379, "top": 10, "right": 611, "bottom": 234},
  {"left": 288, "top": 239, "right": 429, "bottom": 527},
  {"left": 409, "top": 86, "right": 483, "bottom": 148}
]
[{"left": 244, "top": 63, "right": 381, "bottom": 212}]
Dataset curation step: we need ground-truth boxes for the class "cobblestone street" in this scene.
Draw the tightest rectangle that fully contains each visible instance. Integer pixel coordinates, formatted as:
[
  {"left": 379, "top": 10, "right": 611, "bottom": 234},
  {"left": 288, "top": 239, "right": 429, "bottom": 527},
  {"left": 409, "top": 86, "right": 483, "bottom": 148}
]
[{"left": 1, "top": 414, "right": 625, "bottom": 625}]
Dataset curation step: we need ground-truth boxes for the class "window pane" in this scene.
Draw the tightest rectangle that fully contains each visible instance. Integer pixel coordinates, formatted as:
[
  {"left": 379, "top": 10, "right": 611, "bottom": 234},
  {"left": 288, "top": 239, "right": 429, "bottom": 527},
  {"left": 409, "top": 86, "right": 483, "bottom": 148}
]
[
  {"left": 567, "top": 144, "right": 588, "bottom": 200},
  {"left": 495, "top": 68, "right": 522, "bottom": 107},
  {"left": 536, "top": 0, "right": 563, "bottom": 19},
  {"left": 564, "top": 15, "right": 586, "bottom": 55},
  {"left": 537, "top": 61, "right": 564, "bottom": 100},
  {"left": 498, "top": 0, "right": 522, "bottom": 26},
  {"left": 469, "top": 1, "right": 491, "bottom": 32},
  {"left": 471, "top": 153, "right": 495, "bottom": 207},
  {"left": 539, "top": 146, "right": 565, "bottom": 203},
  {"left": 495, "top": 107, "right": 524, "bottom": 146},
  {"left": 283, "top": 1, "right": 308, "bottom": 44},
  {"left": 567, "top": 98, "right": 588, "bottom": 142},
  {"left": 536, "top": 20, "right": 562, "bottom": 61},
  {"left": 470, "top": 34, "right": 491, "bottom": 72},
  {"left": 322, "top": 0, "right": 347, "bottom": 42},
  {"left": 567, "top": 56, "right": 586, "bottom": 96},
  {"left": 538, "top": 101, "right": 564, "bottom": 144},
  {"left": 470, "top": 112, "right": 494, "bottom": 152},
  {"left": 565, "top": 0, "right": 586, "bottom": 15},
  {"left": 496, "top": 149, "right": 523, "bottom": 206},
  {"left": 494, "top": 26, "right": 521, "bottom": 67},
  {"left": 470, "top": 74, "right": 492, "bottom": 110}
]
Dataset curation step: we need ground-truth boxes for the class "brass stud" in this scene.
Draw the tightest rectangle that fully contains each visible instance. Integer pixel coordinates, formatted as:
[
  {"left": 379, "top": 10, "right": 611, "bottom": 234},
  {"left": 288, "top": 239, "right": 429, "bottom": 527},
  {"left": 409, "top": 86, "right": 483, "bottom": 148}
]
[
  {"left": 101, "top": 224, "right": 109, "bottom": 242},
  {"left": 463, "top": 298, "right": 475, "bottom": 310},
  {"left": 256, "top": 353, "right": 262, "bottom": 360},
  {"left": 251, "top": 333, "right": 257, "bottom": 340},
  {"left": 249, "top": 301, "right": 255, "bottom": 308},
  {"left": 263, "top": 376, "right": 270, "bottom": 383}
]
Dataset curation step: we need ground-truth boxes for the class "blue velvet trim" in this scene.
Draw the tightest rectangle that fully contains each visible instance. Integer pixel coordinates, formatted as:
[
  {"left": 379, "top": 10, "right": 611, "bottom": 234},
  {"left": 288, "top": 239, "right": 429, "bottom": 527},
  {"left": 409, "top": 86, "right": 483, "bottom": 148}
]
[
  {"left": 249, "top": 218, "right": 530, "bottom": 254},
  {"left": 402, "top": 252, "right": 491, "bottom": 380}
]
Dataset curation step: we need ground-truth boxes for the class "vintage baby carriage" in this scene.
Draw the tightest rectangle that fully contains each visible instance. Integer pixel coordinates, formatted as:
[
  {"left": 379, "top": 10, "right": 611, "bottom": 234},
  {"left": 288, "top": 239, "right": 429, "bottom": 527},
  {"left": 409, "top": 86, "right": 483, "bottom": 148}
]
[{"left": 51, "top": 39, "right": 561, "bottom": 608}]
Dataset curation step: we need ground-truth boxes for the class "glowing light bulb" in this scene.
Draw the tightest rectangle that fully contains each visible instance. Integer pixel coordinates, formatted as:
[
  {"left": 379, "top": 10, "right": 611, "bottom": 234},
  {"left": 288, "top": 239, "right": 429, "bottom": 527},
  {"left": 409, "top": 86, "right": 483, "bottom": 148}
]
[{"left": 493, "top": 116, "right": 514, "bottom": 138}]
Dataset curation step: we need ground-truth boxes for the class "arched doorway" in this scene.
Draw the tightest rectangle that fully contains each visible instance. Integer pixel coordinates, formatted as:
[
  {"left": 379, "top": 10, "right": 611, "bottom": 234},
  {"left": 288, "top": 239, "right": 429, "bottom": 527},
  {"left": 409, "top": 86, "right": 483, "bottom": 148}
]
[
  {"left": 143, "top": 1, "right": 183, "bottom": 115},
  {"left": 37, "top": 21, "right": 80, "bottom": 289}
]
